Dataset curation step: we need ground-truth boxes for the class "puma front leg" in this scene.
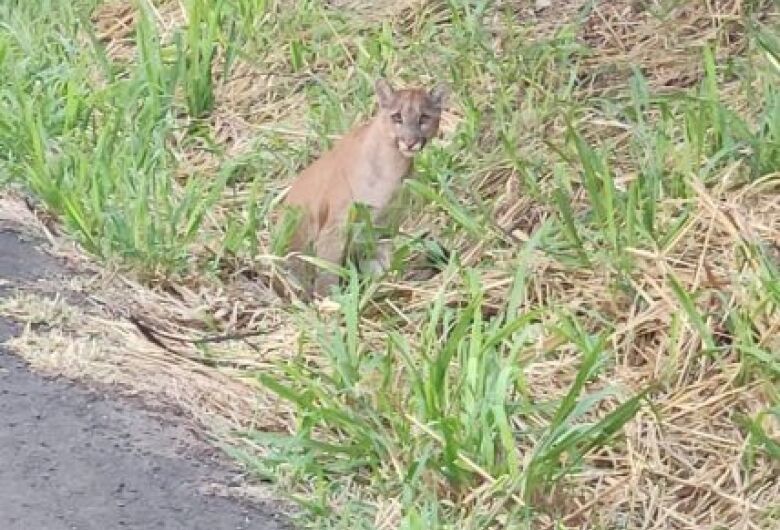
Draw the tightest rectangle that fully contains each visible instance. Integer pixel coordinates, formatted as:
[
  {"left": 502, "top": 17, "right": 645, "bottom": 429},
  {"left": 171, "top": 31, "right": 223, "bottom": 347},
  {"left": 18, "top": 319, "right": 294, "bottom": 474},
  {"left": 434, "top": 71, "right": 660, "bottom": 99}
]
[
  {"left": 359, "top": 238, "right": 394, "bottom": 278},
  {"left": 312, "top": 222, "right": 346, "bottom": 298}
]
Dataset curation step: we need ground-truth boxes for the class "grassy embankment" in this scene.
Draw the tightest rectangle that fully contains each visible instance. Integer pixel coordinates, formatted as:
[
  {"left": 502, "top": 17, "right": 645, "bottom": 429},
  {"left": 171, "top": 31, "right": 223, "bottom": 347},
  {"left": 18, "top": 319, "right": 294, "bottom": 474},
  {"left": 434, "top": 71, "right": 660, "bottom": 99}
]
[{"left": 1, "top": 1, "right": 778, "bottom": 528}]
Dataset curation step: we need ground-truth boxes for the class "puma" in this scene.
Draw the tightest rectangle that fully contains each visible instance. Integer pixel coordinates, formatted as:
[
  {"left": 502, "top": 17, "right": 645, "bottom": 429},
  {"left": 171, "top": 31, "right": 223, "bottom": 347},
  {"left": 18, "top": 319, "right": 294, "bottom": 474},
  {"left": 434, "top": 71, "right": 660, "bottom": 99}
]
[{"left": 281, "top": 78, "right": 447, "bottom": 298}]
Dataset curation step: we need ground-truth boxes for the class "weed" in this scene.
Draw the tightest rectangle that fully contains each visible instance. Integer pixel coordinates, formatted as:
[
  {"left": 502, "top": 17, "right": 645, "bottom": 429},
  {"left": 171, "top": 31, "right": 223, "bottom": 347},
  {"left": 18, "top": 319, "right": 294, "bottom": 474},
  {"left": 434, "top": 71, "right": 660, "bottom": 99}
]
[{"left": 1, "top": 1, "right": 778, "bottom": 528}]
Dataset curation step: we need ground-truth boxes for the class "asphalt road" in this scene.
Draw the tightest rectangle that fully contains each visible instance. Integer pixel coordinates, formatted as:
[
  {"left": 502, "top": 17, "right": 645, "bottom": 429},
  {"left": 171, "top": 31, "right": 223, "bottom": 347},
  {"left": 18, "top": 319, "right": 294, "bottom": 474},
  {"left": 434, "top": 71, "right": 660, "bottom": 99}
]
[{"left": 0, "top": 229, "right": 288, "bottom": 530}]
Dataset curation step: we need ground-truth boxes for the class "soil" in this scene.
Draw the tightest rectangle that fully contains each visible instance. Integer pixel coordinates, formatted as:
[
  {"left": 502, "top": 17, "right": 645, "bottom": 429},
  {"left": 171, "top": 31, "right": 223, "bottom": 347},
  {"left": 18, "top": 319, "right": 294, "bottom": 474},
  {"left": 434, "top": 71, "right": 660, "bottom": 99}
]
[{"left": 0, "top": 229, "right": 290, "bottom": 530}]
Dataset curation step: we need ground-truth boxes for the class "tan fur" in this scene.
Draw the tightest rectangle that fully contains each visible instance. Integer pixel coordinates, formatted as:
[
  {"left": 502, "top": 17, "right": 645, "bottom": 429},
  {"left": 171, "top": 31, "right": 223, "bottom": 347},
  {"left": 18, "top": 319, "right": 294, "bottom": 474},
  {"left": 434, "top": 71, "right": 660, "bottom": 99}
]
[{"left": 282, "top": 78, "right": 447, "bottom": 298}]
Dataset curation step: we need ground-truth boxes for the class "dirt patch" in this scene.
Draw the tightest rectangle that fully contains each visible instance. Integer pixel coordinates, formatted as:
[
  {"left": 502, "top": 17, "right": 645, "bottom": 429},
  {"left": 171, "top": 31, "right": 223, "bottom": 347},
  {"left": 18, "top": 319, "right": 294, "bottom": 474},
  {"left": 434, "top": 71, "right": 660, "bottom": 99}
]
[{"left": 0, "top": 226, "right": 290, "bottom": 530}]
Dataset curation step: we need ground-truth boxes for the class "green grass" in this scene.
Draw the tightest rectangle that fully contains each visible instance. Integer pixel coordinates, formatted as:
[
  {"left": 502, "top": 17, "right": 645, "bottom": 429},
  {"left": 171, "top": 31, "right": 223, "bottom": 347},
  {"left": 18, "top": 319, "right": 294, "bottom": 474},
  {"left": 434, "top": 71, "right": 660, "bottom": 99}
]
[{"left": 1, "top": 0, "right": 779, "bottom": 528}]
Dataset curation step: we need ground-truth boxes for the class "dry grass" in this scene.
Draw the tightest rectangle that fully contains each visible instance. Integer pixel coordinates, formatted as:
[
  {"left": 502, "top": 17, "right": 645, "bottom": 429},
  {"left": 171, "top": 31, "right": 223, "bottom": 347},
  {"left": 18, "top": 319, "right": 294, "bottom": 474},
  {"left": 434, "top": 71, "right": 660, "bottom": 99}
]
[{"left": 2, "top": 0, "right": 779, "bottom": 528}]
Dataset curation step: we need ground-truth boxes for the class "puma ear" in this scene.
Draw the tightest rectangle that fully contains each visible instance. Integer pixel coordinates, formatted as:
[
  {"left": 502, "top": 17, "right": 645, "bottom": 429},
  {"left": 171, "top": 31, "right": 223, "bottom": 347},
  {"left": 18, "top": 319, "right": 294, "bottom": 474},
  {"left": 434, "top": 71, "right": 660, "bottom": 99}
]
[
  {"left": 429, "top": 83, "right": 448, "bottom": 109},
  {"left": 375, "top": 78, "right": 396, "bottom": 109}
]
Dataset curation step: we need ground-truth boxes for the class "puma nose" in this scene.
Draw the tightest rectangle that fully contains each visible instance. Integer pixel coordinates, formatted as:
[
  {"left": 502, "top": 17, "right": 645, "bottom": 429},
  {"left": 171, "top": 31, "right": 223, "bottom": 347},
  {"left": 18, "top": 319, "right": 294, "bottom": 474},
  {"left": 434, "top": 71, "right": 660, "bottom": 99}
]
[{"left": 401, "top": 139, "right": 422, "bottom": 151}]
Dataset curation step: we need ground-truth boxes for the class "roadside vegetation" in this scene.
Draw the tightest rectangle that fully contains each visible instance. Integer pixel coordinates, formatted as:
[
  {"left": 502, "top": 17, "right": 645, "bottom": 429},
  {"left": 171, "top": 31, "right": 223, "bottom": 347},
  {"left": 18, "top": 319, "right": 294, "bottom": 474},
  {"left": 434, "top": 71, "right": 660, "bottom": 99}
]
[{"left": 1, "top": 0, "right": 778, "bottom": 528}]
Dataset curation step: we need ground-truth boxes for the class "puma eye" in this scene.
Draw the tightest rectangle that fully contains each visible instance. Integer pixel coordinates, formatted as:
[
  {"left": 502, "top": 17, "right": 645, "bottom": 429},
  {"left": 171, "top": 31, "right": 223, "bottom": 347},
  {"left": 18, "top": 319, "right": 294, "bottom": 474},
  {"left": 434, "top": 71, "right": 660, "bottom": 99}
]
[{"left": 391, "top": 113, "right": 402, "bottom": 124}]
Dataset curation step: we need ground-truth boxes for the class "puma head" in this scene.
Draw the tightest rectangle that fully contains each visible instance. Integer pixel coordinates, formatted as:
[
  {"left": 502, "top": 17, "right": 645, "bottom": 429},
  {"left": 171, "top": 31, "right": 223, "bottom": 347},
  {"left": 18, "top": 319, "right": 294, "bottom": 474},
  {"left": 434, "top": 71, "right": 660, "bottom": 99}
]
[{"left": 375, "top": 78, "right": 448, "bottom": 158}]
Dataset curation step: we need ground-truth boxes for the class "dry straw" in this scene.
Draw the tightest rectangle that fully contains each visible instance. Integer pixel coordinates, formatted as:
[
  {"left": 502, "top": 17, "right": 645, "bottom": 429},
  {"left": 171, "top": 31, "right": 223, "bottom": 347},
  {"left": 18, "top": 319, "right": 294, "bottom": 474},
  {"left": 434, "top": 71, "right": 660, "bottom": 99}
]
[{"left": 3, "top": 0, "right": 779, "bottom": 528}]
